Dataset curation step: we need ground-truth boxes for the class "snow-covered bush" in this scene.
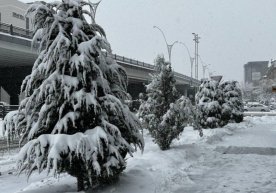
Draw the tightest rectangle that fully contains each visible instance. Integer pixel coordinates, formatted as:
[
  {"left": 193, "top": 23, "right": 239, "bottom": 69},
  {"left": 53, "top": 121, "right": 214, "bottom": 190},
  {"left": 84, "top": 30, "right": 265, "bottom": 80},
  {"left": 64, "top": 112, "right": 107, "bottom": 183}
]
[
  {"left": 13, "top": 0, "right": 144, "bottom": 191},
  {"left": 242, "top": 79, "right": 276, "bottom": 103},
  {"left": 195, "top": 80, "right": 224, "bottom": 129},
  {"left": 160, "top": 96, "right": 203, "bottom": 144},
  {"left": 138, "top": 55, "right": 195, "bottom": 150},
  {"left": 219, "top": 81, "right": 244, "bottom": 123},
  {"left": 3, "top": 110, "right": 18, "bottom": 140},
  {"left": 256, "top": 79, "right": 275, "bottom": 105}
]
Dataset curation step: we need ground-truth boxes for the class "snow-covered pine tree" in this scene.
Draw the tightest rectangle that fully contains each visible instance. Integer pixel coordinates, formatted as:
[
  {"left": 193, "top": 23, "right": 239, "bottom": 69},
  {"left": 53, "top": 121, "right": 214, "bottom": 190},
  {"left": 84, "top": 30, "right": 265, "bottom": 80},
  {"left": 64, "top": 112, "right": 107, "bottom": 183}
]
[
  {"left": 138, "top": 55, "right": 184, "bottom": 150},
  {"left": 189, "top": 104, "right": 204, "bottom": 137},
  {"left": 195, "top": 80, "right": 224, "bottom": 129},
  {"left": 13, "top": 0, "right": 144, "bottom": 191},
  {"left": 161, "top": 95, "right": 203, "bottom": 139},
  {"left": 220, "top": 81, "right": 244, "bottom": 123}
]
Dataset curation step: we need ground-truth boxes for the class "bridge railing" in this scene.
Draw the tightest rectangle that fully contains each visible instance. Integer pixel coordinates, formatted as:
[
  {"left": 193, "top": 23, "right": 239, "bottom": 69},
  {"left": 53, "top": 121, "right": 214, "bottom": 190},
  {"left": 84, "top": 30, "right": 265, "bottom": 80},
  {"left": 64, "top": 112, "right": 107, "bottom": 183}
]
[
  {"left": 104, "top": 52, "right": 155, "bottom": 69},
  {"left": 174, "top": 72, "right": 201, "bottom": 85},
  {"left": 0, "top": 22, "right": 33, "bottom": 39},
  {"left": 103, "top": 52, "right": 200, "bottom": 85}
]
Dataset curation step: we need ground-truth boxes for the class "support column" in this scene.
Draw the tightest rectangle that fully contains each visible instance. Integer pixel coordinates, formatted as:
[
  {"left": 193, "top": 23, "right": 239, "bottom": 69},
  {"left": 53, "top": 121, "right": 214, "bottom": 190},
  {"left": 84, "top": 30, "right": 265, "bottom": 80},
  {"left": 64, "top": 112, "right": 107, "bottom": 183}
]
[
  {"left": 127, "top": 82, "right": 146, "bottom": 100},
  {"left": 0, "top": 66, "right": 32, "bottom": 105}
]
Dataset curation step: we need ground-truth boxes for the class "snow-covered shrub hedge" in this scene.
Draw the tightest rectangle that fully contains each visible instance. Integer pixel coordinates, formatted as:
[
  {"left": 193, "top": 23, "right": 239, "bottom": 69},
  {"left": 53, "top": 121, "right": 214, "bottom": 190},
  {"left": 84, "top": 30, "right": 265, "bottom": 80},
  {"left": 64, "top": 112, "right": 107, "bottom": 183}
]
[
  {"left": 3, "top": 110, "right": 18, "bottom": 140},
  {"left": 12, "top": 0, "right": 144, "bottom": 191},
  {"left": 219, "top": 81, "right": 244, "bottom": 123},
  {"left": 196, "top": 79, "right": 244, "bottom": 129},
  {"left": 138, "top": 55, "right": 197, "bottom": 150},
  {"left": 195, "top": 80, "right": 224, "bottom": 129}
]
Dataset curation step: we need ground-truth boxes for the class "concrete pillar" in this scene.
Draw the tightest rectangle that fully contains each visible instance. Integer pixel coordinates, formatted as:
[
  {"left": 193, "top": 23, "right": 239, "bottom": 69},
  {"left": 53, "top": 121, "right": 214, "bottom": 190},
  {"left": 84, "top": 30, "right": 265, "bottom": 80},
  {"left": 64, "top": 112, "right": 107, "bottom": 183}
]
[
  {"left": 176, "top": 84, "right": 189, "bottom": 96},
  {"left": 127, "top": 82, "right": 146, "bottom": 99},
  {"left": 0, "top": 66, "right": 32, "bottom": 104}
]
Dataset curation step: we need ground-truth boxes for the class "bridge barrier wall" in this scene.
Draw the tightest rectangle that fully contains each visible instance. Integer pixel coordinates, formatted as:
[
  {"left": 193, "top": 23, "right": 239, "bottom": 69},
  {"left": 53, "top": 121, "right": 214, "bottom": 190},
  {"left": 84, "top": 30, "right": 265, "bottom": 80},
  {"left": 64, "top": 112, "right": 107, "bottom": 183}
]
[
  {"left": 0, "top": 105, "right": 19, "bottom": 119},
  {"left": 0, "top": 87, "right": 10, "bottom": 105},
  {"left": 0, "top": 22, "right": 32, "bottom": 39}
]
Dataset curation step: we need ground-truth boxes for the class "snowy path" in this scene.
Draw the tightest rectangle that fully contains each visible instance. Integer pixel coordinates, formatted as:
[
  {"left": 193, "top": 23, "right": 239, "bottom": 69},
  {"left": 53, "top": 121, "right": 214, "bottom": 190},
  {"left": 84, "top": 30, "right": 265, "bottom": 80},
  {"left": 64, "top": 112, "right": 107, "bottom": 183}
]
[
  {"left": 182, "top": 151, "right": 276, "bottom": 193},
  {"left": 1, "top": 116, "right": 276, "bottom": 193},
  {"left": 222, "top": 117, "right": 276, "bottom": 148},
  {"left": 93, "top": 116, "right": 276, "bottom": 193},
  {"left": 180, "top": 116, "right": 276, "bottom": 193}
]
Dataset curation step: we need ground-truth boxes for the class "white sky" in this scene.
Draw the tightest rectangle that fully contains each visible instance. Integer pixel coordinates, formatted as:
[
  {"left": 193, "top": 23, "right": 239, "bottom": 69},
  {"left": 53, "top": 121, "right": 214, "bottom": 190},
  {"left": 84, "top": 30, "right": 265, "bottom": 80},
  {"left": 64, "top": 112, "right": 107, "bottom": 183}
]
[{"left": 20, "top": 0, "right": 276, "bottom": 82}]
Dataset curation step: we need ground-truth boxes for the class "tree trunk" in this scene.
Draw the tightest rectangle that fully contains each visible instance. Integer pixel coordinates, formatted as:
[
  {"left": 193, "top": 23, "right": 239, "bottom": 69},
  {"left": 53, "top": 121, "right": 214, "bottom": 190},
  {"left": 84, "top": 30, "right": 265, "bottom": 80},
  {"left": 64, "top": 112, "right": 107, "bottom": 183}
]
[{"left": 77, "top": 174, "right": 84, "bottom": 191}]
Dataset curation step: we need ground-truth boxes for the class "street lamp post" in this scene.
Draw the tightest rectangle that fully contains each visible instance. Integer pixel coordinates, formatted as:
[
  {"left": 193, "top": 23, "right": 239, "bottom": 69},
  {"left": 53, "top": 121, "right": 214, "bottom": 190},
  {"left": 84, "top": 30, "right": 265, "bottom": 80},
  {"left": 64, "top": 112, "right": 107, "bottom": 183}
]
[
  {"left": 177, "top": 41, "right": 194, "bottom": 79},
  {"left": 88, "top": 0, "right": 102, "bottom": 24},
  {"left": 153, "top": 26, "right": 178, "bottom": 64},
  {"left": 192, "top": 33, "right": 200, "bottom": 80},
  {"left": 202, "top": 64, "right": 210, "bottom": 79}
]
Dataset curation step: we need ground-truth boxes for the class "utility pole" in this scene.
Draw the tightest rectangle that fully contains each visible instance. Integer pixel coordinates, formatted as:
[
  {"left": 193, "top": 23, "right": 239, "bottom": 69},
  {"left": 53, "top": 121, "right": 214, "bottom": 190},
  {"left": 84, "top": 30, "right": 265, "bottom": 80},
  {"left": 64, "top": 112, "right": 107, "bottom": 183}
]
[
  {"left": 153, "top": 26, "right": 178, "bottom": 64},
  {"left": 88, "top": 0, "right": 102, "bottom": 24},
  {"left": 192, "top": 33, "right": 200, "bottom": 80}
]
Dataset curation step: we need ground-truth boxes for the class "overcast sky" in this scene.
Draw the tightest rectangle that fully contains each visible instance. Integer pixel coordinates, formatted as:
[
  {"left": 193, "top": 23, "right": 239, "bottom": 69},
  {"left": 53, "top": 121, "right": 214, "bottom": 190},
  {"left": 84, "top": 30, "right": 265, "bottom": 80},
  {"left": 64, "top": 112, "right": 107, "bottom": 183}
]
[{"left": 20, "top": 0, "right": 276, "bottom": 82}]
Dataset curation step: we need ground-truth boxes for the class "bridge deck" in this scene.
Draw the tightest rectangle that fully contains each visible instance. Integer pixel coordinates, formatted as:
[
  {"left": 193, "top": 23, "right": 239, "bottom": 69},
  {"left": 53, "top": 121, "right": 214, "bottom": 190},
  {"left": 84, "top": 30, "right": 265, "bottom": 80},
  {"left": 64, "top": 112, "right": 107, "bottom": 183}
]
[{"left": 0, "top": 21, "right": 200, "bottom": 86}]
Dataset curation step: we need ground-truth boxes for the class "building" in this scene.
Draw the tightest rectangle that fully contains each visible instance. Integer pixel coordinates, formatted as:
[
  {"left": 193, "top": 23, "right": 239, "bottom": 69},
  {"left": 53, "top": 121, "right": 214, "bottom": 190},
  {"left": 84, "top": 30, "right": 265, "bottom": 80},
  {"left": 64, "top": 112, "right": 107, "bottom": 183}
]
[
  {"left": 0, "top": 0, "right": 32, "bottom": 30},
  {"left": 266, "top": 60, "right": 276, "bottom": 80},
  {"left": 244, "top": 61, "right": 269, "bottom": 86}
]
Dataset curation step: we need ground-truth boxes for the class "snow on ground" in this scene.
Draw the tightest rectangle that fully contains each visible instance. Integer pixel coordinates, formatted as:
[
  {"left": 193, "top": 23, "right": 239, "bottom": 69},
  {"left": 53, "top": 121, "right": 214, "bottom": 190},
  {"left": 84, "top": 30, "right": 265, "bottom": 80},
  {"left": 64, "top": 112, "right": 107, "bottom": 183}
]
[
  {"left": 0, "top": 120, "right": 4, "bottom": 138},
  {"left": 0, "top": 150, "right": 77, "bottom": 193},
  {"left": 1, "top": 116, "right": 276, "bottom": 193}
]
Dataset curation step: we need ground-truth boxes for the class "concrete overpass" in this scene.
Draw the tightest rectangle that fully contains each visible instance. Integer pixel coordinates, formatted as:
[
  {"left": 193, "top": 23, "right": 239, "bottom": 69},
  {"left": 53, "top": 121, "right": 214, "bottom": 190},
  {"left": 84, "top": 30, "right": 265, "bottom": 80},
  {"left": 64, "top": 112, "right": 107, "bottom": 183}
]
[{"left": 0, "top": 22, "right": 200, "bottom": 104}]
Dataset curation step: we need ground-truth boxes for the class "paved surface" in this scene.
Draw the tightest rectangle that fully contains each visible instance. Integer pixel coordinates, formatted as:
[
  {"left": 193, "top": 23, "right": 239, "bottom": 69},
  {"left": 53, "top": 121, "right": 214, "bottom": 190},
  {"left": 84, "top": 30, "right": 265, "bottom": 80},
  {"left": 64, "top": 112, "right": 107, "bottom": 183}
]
[{"left": 244, "top": 111, "right": 276, "bottom": 116}]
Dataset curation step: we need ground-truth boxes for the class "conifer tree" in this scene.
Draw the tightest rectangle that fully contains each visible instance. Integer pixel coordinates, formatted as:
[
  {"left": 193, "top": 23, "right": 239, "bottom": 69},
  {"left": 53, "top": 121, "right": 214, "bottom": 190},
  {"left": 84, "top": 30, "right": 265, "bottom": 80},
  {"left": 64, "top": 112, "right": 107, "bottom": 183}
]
[
  {"left": 138, "top": 55, "right": 192, "bottom": 150},
  {"left": 220, "top": 81, "right": 244, "bottom": 123},
  {"left": 13, "top": 0, "right": 144, "bottom": 191},
  {"left": 195, "top": 80, "right": 224, "bottom": 129}
]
